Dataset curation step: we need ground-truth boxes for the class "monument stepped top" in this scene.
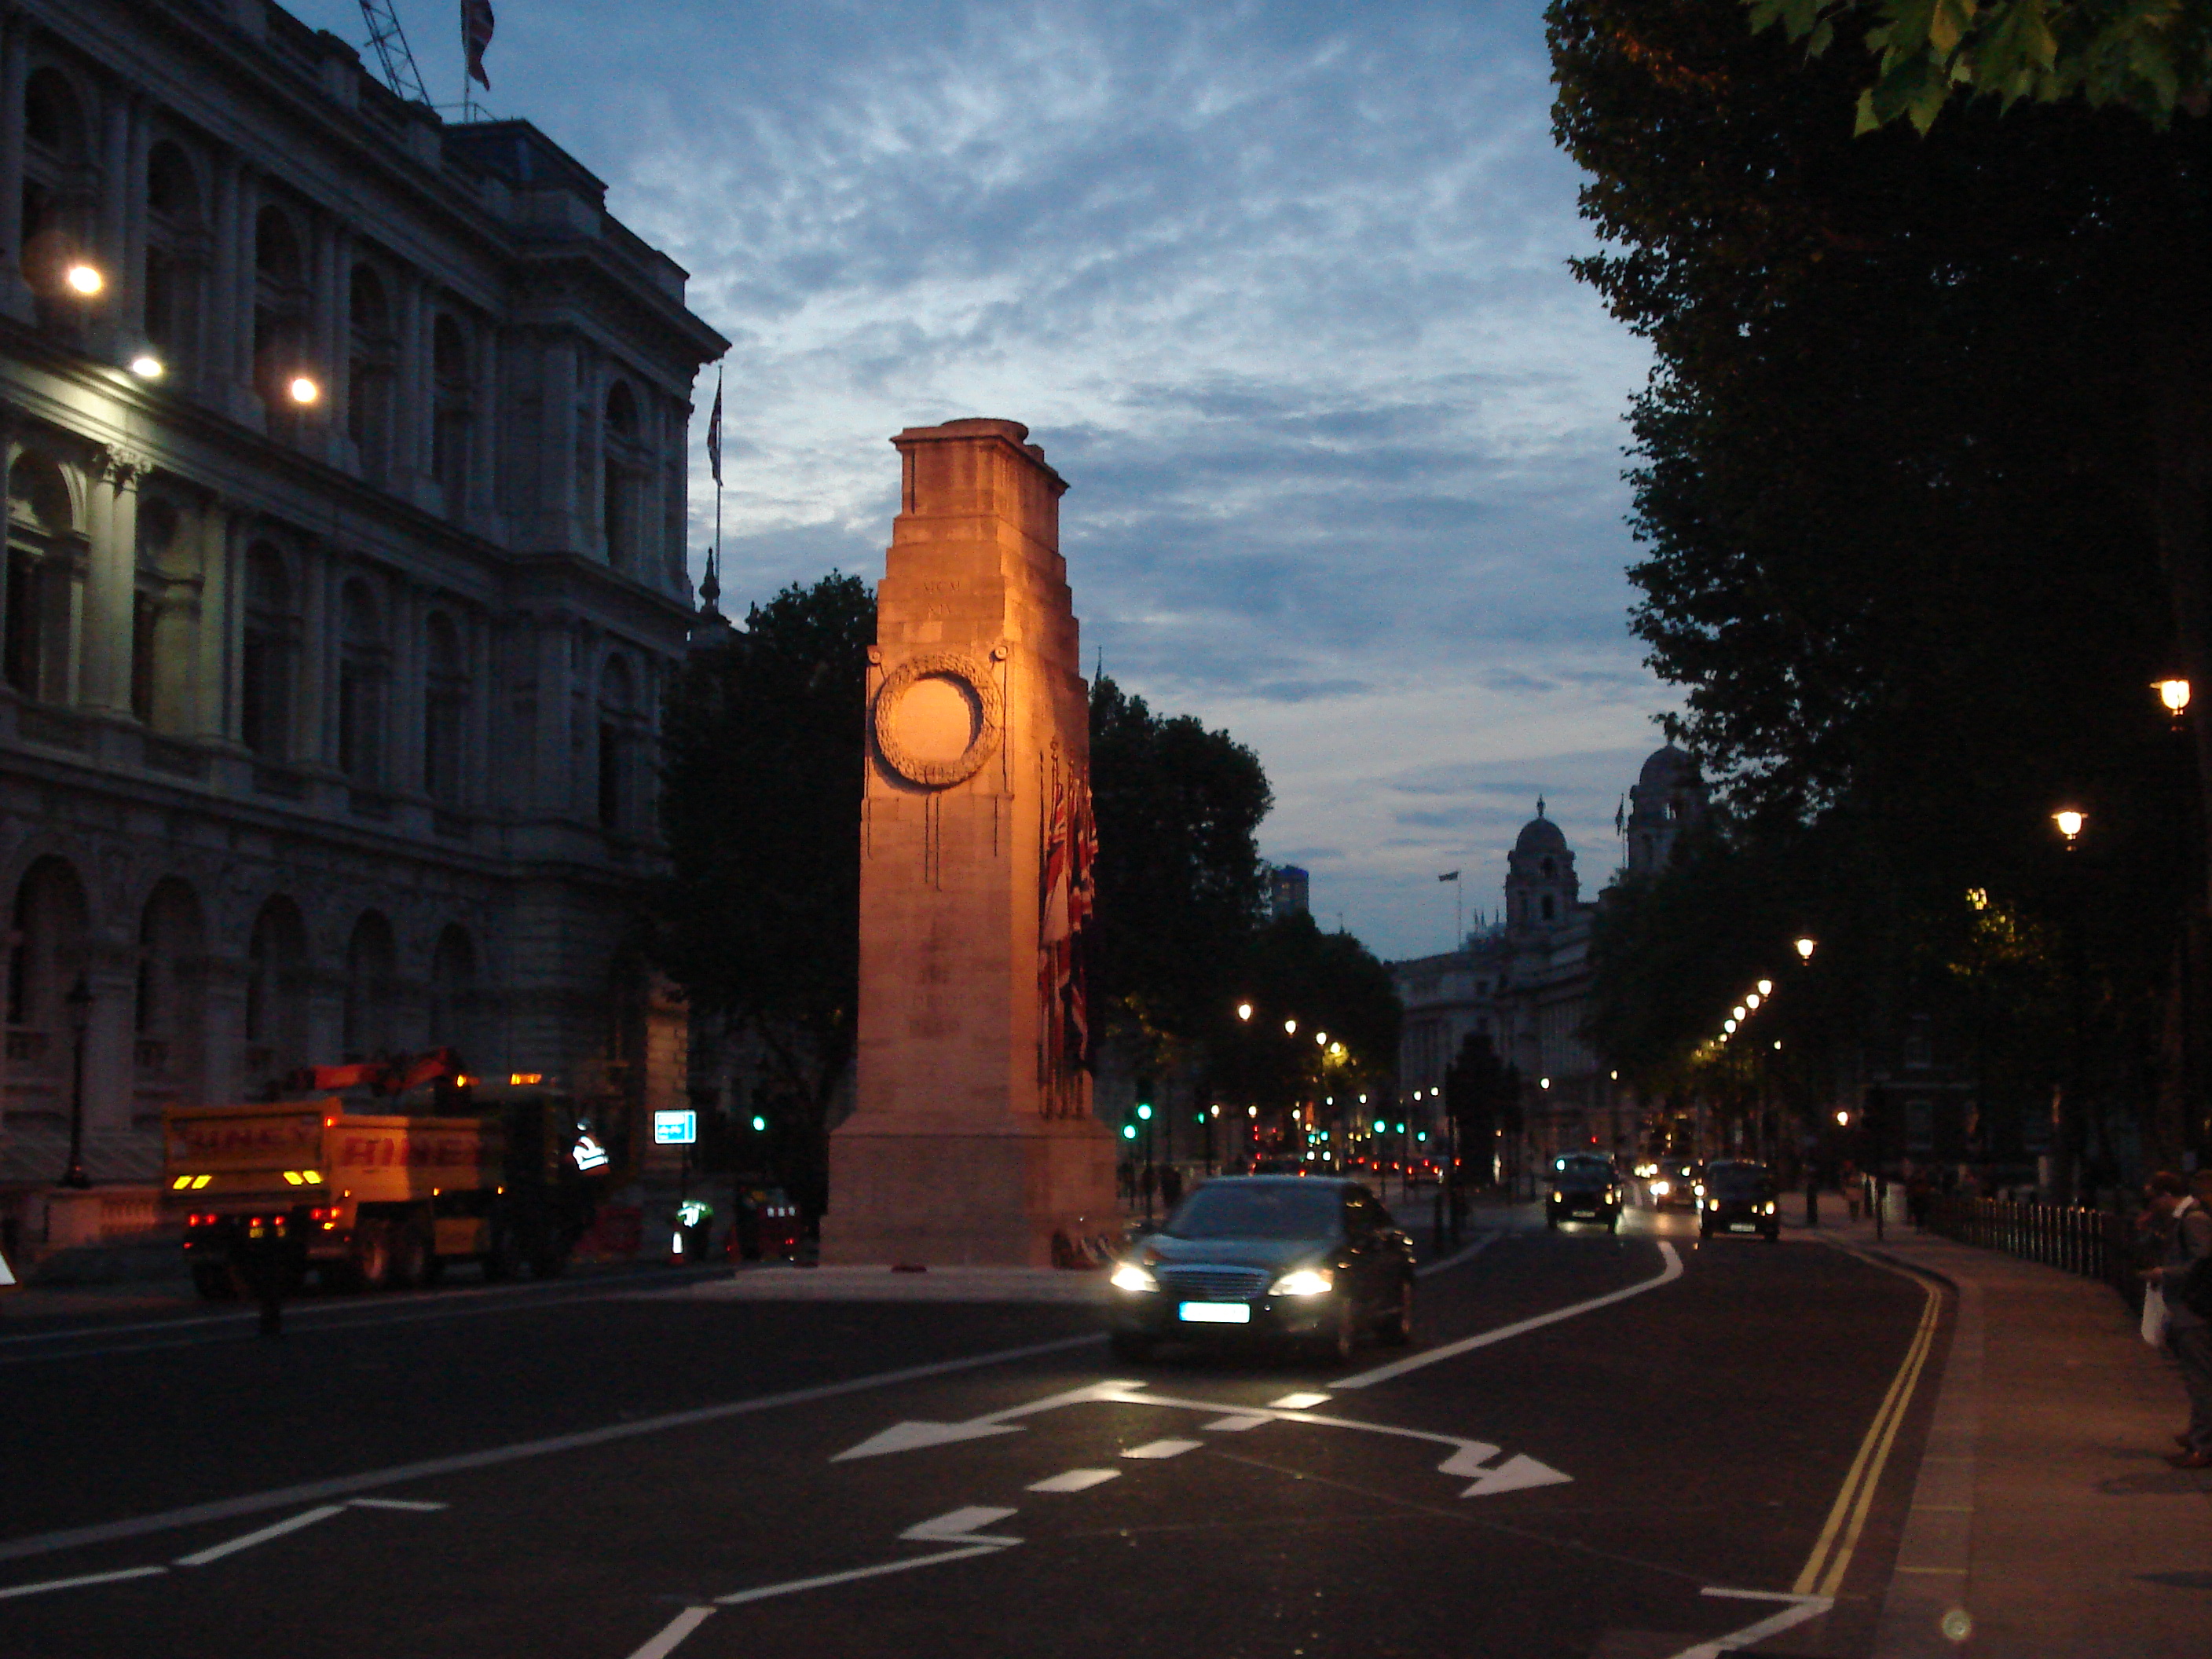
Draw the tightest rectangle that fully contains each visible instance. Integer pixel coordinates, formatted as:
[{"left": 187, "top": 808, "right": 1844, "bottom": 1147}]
[{"left": 893, "top": 417, "right": 1062, "bottom": 483}]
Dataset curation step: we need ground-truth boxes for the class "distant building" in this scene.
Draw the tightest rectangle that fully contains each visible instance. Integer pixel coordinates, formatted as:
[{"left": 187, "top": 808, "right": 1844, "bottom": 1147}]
[
  {"left": 0, "top": 0, "right": 726, "bottom": 1218},
  {"left": 1268, "top": 864, "right": 1309, "bottom": 921},
  {"left": 1624, "top": 743, "right": 1706, "bottom": 877}
]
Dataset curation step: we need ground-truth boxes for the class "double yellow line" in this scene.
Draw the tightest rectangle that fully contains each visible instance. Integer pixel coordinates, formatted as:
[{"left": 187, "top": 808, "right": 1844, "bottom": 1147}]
[{"left": 1793, "top": 1269, "right": 1943, "bottom": 1599}]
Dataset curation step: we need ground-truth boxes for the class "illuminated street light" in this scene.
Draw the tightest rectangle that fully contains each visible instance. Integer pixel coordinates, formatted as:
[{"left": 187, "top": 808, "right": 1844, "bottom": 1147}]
[
  {"left": 64, "top": 262, "right": 104, "bottom": 296},
  {"left": 1236, "top": 1002, "right": 1252, "bottom": 1021},
  {"left": 1834, "top": 1109, "right": 1851, "bottom": 1127},
  {"left": 2053, "top": 808, "right": 2085, "bottom": 848},
  {"left": 288, "top": 374, "right": 321, "bottom": 405},
  {"left": 1540, "top": 1076, "right": 1551, "bottom": 1090},
  {"left": 2158, "top": 678, "right": 2191, "bottom": 717},
  {"left": 129, "top": 353, "right": 164, "bottom": 379},
  {"left": 1724, "top": 1018, "right": 1738, "bottom": 1033},
  {"left": 1745, "top": 992, "right": 1760, "bottom": 1011},
  {"left": 1756, "top": 979, "right": 1773, "bottom": 996},
  {"left": 1315, "top": 1030, "right": 1328, "bottom": 1047},
  {"left": 1732, "top": 1005, "right": 1746, "bottom": 1021},
  {"left": 1795, "top": 937, "right": 1816, "bottom": 962},
  {"left": 1283, "top": 1018, "right": 1297, "bottom": 1035}
]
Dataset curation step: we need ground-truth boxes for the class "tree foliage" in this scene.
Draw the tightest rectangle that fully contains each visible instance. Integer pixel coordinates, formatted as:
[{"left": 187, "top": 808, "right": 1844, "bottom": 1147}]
[
  {"left": 1748, "top": 0, "right": 2212, "bottom": 133},
  {"left": 1218, "top": 912, "right": 1404, "bottom": 1109},
  {"left": 1088, "top": 676, "right": 1274, "bottom": 1059},
  {"left": 1552, "top": 0, "right": 2203, "bottom": 1163},
  {"left": 655, "top": 575, "right": 874, "bottom": 1172}
]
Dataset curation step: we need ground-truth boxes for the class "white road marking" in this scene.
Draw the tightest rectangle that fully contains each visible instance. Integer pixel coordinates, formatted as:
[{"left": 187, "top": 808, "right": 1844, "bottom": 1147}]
[
  {"left": 899, "top": 1506, "right": 1022, "bottom": 1544},
  {"left": 1027, "top": 1469, "right": 1119, "bottom": 1492},
  {"left": 1201, "top": 1414, "right": 1271, "bottom": 1431},
  {"left": 0, "top": 1564, "right": 167, "bottom": 1602},
  {"left": 1415, "top": 1230, "right": 1503, "bottom": 1277},
  {"left": 1122, "top": 1438, "right": 1202, "bottom": 1459},
  {"left": 0, "top": 1331, "right": 1104, "bottom": 1567},
  {"left": 1269, "top": 1392, "right": 1331, "bottom": 1410},
  {"left": 175, "top": 1504, "right": 349, "bottom": 1566},
  {"left": 1666, "top": 1588, "right": 1833, "bottom": 1659},
  {"left": 714, "top": 1543, "right": 1006, "bottom": 1607},
  {"left": 624, "top": 1606, "right": 717, "bottom": 1659},
  {"left": 833, "top": 1379, "right": 1137, "bottom": 1462},
  {"left": 1332, "top": 1240, "right": 1685, "bottom": 1390},
  {"left": 1458, "top": 1453, "right": 1575, "bottom": 1498},
  {"left": 348, "top": 1497, "right": 446, "bottom": 1512}
]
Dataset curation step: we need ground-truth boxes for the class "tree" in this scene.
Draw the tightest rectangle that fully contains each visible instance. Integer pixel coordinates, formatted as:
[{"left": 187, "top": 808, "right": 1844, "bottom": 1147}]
[
  {"left": 655, "top": 574, "right": 873, "bottom": 1212},
  {"left": 1551, "top": 0, "right": 2203, "bottom": 1174},
  {"left": 1088, "top": 676, "right": 1274, "bottom": 1064},
  {"left": 1748, "top": 0, "right": 2212, "bottom": 133}
]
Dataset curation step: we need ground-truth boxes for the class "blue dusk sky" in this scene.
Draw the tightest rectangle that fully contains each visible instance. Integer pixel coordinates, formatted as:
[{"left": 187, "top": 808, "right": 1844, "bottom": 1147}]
[{"left": 287, "top": 0, "right": 1670, "bottom": 960}]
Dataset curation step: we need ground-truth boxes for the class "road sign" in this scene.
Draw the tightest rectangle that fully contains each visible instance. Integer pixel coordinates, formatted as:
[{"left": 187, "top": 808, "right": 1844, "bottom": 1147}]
[{"left": 654, "top": 1109, "right": 698, "bottom": 1146}]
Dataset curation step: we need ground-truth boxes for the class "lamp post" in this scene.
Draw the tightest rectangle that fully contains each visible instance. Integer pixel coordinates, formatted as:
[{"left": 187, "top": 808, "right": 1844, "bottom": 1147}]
[{"left": 60, "top": 976, "right": 92, "bottom": 1189}]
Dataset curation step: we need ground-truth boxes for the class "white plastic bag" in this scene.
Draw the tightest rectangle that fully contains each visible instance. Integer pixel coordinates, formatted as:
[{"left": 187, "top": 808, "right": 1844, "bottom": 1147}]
[{"left": 2142, "top": 1282, "right": 2169, "bottom": 1348}]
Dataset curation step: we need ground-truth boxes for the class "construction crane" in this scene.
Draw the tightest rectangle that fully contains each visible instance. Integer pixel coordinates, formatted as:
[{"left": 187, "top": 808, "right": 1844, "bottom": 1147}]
[{"left": 357, "top": 0, "right": 430, "bottom": 106}]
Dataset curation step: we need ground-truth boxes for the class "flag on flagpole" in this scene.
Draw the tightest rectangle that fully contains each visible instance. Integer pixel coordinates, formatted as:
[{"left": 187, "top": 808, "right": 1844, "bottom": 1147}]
[
  {"left": 1437, "top": 870, "right": 1459, "bottom": 882},
  {"left": 463, "top": 0, "right": 496, "bottom": 90},
  {"left": 706, "top": 370, "right": 723, "bottom": 485}
]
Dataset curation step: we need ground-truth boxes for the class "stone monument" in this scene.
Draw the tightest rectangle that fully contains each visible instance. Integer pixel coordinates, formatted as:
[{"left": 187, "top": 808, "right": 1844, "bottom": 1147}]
[{"left": 819, "top": 419, "right": 1119, "bottom": 1266}]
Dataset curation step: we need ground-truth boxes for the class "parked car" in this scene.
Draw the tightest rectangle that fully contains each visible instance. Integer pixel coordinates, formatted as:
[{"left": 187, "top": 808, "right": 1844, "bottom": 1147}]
[{"left": 1107, "top": 1176, "right": 1415, "bottom": 1362}]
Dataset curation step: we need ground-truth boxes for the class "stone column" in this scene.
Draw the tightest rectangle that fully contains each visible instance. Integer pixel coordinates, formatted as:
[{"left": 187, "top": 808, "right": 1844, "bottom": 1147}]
[
  {"left": 0, "top": 16, "right": 35, "bottom": 323},
  {"left": 81, "top": 448, "right": 145, "bottom": 716},
  {"left": 821, "top": 419, "right": 1116, "bottom": 1266},
  {"left": 537, "top": 335, "right": 579, "bottom": 551},
  {"left": 204, "top": 157, "right": 239, "bottom": 398},
  {"left": 195, "top": 498, "right": 236, "bottom": 742},
  {"left": 533, "top": 617, "right": 572, "bottom": 816},
  {"left": 578, "top": 349, "right": 604, "bottom": 558},
  {"left": 121, "top": 95, "right": 150, "bottom": 339},
  {"left": 390, "top": 583, "right": 423, "bottom": 798},
  {"left": 394, "top": 273, "right": 427, "bottom": 501},
  {"left": 97, "top": 88, "right": 130, "bottom": 320},
  {"left": 82, "top": 956, "right": 138, "bottom": 1137},
  {"left": 297, "top": 544, "right": 329, "bottom": 770},
  {"left": 316, "top": 218, "right": 352, "bottom": 468},
  {"left": 468, "top": 320, "right": 500, "bottom": 532}
]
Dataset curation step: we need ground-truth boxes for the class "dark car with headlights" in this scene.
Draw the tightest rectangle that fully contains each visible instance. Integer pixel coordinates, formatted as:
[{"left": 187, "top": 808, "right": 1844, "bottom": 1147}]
[
  {"left": 1643, "top": 1159, "right": 1697, "bottom": 1210},
  {"left": 1699, "top": 1159, "right": 1781, "bottom": 1241},
  {"left": 1546, "top": 1153, "right": 1621, "bottom": 1231},
  {"left": 1108, "top": 1177, "right": 1415, "bottom": 1363}
]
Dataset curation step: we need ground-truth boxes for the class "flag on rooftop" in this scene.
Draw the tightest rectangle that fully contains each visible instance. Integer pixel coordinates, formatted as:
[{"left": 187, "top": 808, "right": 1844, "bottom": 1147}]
[
  {"left": 463, "top": 0, "right": 496, "bottom": 90},
  {"left": 707, "top": 370, "right": 723, "bottom": 485},
  {"left": 1437, "top": 870, "right": 1459, "bottom": 882}
]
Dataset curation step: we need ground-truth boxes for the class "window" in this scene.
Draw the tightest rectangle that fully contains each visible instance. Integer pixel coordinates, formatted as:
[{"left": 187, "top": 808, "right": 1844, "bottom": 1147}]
[
  {"left": 6, "top": 856, "right": 86, "bottom": 1044},
  {"left": 347, "top": 264, "right": 395, "bottom": 479},
  {"left": 244, "top": 897, "right": 308, "bottom": 1082},
  {"left": 5, "top": 453, "right": 76, "bottom": 703},
  {"left": 427, "top": 925, "right": 475, "bottom": 1057},
  {"left": 430, "top": 314, "right": 471, "bottom": 520},
  {"left": 342, "top": 911, "right": 397, "bottom": 1057},
  {"left": 241, "top": 545, "right": 296, "bottom": 759},
  {"left": 143, "top": 141, "right": 203, "bottom": 376},
  {"left": 252, "top": 207, "right": 311, "bottom": 436},
  {"left": 597, "top": 654, "right": 637, "bottom": 831},
  {"left": 423, "top": 611, "right": 466, "bottom": 805},
  {"left": 1540, "top": 895, "right": 1556, "bottom": 922},
  {"left": 130, "top": 499, "right": 198, "bottom": 733},
  {"left": 602, "top": 381, "right": 641, "bottom": 571},
  {"left": 21, "top": 68, "right": 89, "bottom": 306},
  {"left": 337, "top": 580, "right": 388, "bottom": 786}
]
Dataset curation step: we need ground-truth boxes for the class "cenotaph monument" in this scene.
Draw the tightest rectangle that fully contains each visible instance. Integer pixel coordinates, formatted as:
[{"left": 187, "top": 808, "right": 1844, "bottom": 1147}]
[{"left": 819, "top": 419, "right": 1119, "bottom": 1265}]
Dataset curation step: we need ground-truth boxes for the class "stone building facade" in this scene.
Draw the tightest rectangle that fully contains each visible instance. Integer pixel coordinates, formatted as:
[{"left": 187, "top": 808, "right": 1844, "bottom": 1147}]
[{"left": 0, "top": 0, "right": 724, "bottom": 1209}]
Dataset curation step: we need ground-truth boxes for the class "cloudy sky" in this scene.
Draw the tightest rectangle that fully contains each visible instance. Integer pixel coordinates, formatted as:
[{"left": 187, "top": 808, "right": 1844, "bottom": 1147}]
[{"left": 294, "top": 0, "right": 1667, "bottom": 960}]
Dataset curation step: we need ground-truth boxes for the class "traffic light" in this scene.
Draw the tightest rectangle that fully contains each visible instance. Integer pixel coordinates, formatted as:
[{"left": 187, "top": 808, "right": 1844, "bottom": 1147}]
[
  {"left": 1137, "top": 1102, "right": 1152, "bottom": 1121},
  {"left": 1122, "top": 1124, "right": 1137, "bottom": 1141},
  {"left": 750, "top": 1114, "right": 767, "bottom": 1133}
]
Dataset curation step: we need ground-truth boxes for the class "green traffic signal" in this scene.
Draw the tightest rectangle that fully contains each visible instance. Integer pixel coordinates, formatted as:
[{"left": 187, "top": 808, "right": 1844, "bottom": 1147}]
[
  {"left": 751, "top": 1115, "right": 767, "bottom": 1132},
  {"left": 1137, "top": 1103, "right": 1152, "bottom": 1120},
  {"left": 1122, "top": 1124, "right": 1137, "bottom": 1140}
]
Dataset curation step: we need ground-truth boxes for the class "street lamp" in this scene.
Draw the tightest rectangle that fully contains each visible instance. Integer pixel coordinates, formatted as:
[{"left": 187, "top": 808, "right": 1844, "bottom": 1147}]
[
  {"left": 1795, "top": 937, "right": 1816, "bottom": 962},
  {"left": 2053, "top": 808, "right": 2086, "bottom": 849},
  {"left": 60, "top": 976, "right": 92, "bottom": 1189},
  {"left": 2158, "top": 678, "right": 2192, "bottom": 720},
  {"left": 1756, "top": 979, "right": 1773, "bottom": 996},
  {"left": 1236, "top": 1002, "right": 1252, "bottom": 1022},
  {"left": 64, "top": 261, "right": 104, "bottom": 296},
  {"left": 128, "top": 352, "right": 164, "bottom": 379},
  {"left": 1283, "top": 1017, "right": 1297, "bottom": 1035},
  {"left": 287, "top": 374, "right": 322, "bottom": 405}
]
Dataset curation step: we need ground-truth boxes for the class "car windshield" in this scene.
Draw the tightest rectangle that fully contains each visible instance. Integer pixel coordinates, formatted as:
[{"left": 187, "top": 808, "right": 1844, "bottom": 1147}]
[
  {"left": 1708, "top": 1164, "right": 1774, "bottom": 1198},
  {"left": 1554, "top": 1159, "right": 1611, "bottom": 1184},
  {"left": 1165, "top": 1182, "right": 1339, "bottom": 1240}
]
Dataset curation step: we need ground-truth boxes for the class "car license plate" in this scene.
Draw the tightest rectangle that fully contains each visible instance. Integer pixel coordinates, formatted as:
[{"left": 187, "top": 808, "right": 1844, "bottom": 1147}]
[
  {"left": 1730, "top": 1223, "right": 1756, "bottom": 1232},
  {"left": 1179, "top": 1302, "right": 1250, "bottom": 1324}
]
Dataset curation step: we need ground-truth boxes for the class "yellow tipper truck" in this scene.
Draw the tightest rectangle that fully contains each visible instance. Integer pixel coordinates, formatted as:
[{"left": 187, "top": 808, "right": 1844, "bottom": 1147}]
[{"left": 162, "top": 1072, "right": 610, "bottom": 1299}]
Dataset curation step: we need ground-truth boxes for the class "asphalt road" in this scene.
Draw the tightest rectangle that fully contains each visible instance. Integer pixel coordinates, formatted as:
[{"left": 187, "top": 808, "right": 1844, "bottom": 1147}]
[{"left": 0, "top": 1206, "right": 1941, "bottom": 1659}]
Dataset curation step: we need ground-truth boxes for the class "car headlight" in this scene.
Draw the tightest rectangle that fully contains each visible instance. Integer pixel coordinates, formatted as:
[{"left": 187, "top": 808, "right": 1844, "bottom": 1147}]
[
  {"left": 1650, "top": 1180, "right": 1670, "bottom": 1196},
  {"left": 1763, "top": 1201, "right": 1776, "bottom": 1215},
  {"left": 1269, "top": 1267, "right": 1335, "bottom": 1297},
  {"left": 1109, "top": 1263, "right": 1159, "bottom": 1293}
]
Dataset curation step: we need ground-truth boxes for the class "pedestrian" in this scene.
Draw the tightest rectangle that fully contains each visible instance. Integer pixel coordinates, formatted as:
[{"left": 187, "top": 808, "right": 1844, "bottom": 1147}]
[
  {"left": 1842, "top": 1162, "right": 1864, "bottom": 1224},
  {"left": 1137, "top": 1163, "right": 1155, "bottom": 1207},
  {"left": 2141, "top": 1171, "right": 2212, "bottom": 1468},
  {"left": 1159, "top": 1163, "right": 1184, "bottom": 1210}
]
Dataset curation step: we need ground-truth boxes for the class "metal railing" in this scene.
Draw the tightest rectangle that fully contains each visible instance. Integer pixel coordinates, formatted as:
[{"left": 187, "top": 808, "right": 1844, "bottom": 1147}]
[{"left": 1926, "top": 1195, "right": 2139, "bottom": 1301}]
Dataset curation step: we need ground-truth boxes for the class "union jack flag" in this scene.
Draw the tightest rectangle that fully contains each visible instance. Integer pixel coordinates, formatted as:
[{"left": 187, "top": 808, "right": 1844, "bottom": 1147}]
[{"left": 463, "top": 0, "right": 496, "bottom": 90}]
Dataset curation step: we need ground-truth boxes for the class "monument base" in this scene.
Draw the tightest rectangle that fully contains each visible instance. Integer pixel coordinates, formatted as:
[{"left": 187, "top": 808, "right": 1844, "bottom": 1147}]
[{"left": 819, "top": 1117, "right": 1119, "bottom": 1267}]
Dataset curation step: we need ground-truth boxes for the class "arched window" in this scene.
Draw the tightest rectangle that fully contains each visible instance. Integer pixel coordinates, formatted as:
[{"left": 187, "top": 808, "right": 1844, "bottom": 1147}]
[
  {"left": 143, "top": 141, "right": 204, "bottom": 376},
  {"left": 241, "top": 544, "right": 297, "bottom": 760},
  {"left": 134, "top": 879, "right": 205, "bottom": 1116},
  {"left": 5, "top": 859, "right": 87, "bottom": 1091},
  {"left": 423, "top": 610, "right": 467, "bottom": 806},
  {"left": 597, "top": 654, "right": 637, "bottom": 832},
  {"left": 427, "top": 924, "right": 476, "bottom": 1059},
  {"left": 21, "top": 68, "right": 89, "bottom": 305},
  {"left": 430, "top": 313, "right": 471, "bottom": 520},
  {"left": 347, "top": 264, "right": 395, "bottom": 479},
  {"left": 602, "top": 381, "right": 641, "bottom": 572},
  {"left": 1540, "top": 895, "right": 1556, "bottom": 922},
  {"left": 244, "top": 896, "right": 308, "bottom": 1083},
  {"left": 1540, "top": 856, "right": 1555, "bottom": 880},
  {"left": 5, "top": 452, "right": 78, "bottom": 703},
  {"left": 342, "top": 910, "right": 397, "bottom": 1058},
  {"left": 337, "top": 581, "right": 388, "bottom": 786},
  {"left": 252, "top": 206, "right": 311, "bottom": 433}
]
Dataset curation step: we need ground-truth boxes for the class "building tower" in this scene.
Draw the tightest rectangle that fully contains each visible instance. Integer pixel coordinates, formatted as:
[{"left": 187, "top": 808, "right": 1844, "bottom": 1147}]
[
  {"left": 1505, "top": 800, "right": 1577, "bottom": 934},
  {"left": 1625, "top": 745, "right": 1708, "bottom": 877}
]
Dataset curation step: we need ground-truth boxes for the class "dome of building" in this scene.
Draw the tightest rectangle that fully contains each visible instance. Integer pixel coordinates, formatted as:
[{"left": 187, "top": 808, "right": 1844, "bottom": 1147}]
[
  {"left": 1637, "top": 744, "right": 1699, "bottom": 791},
  {"left": 1514, "top": 813, "right": 1568, "bottom": 856}
]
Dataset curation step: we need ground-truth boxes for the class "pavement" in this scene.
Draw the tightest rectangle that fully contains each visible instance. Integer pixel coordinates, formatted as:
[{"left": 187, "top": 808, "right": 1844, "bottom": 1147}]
[{"left": 1779, "top": 1195, "right": 2212, "bottom": 1657}]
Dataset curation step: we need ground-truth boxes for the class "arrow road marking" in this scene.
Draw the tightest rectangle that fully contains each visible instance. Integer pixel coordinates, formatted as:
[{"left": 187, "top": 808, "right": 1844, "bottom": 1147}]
[
  {"left": 832, "top": 1380, "right": 1137, "bottom": 1462},
  {"left": 1665, "top": 1588, "right": 1834, "bottom": 1659},
  {"left": 1202, "top": 1414, "right": 1271, "bottom": 1431},
  {"left": 174, "top": 1504, "right": 350, "bottom": 1566},
  {"left": 899, "top": 1506, "right": 1024, "bottom": 1545},
  {"left": 1028, "top": 1469, "right": 1119, "bottom": 1492},
  {"left": 0, "top": 1564, "right": 168, "bottom": 1602},
  {"left": 1269, "top": 1392, "right": 1332, "bottom": 1409}
]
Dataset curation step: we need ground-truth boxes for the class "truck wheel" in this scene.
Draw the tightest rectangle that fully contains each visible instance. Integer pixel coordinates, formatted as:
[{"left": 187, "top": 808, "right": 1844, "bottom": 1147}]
[
  {"left": 191, "top": 1262, "right": 239, "bottom": 1302},
  {"left": 389, "top": 1223, "right": 431, "bottom": 1290},
  {"left": 351, "top": 1224, "right": 393, "bottom": 1292}
]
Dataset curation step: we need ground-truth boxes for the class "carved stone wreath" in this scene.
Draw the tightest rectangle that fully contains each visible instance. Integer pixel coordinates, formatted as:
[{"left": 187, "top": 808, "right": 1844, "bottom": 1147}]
[{"left": 873, "top": 651, "right": 1004, "bottom": 787}]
